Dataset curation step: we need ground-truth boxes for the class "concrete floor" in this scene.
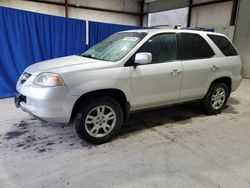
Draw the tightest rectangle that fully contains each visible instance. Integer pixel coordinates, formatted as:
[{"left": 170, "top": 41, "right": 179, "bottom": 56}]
[{"left": 0, "top": 80, "right": 250, "bottom": 188}]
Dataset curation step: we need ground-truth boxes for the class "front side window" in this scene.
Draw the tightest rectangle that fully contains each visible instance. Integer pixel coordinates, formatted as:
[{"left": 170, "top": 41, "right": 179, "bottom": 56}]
[
  {"left": 207, "top": 34, "right": 238, "bottom": 56},
  {"left": 82, "top": 32, "right": 147, "bottom": 62},
  {"left": 178, "top": 33, "right": 215, "bottom": 60},
  {"left": 137, "top": 33, "right": 177, "bottom": 64}
]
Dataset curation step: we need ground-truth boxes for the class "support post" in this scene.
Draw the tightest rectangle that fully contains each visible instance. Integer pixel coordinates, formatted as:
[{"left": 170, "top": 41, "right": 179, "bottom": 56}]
[
  {"left": 140, "top": 0, "right": 144, "bottom": 26},
  {"left": 230, "top": 0, "right": 238, "bottom": 26},
  {"left": 187, "top": 0, "right": 193, "bottom": 27},
  {"left": 65, "top": 0, "right": 69, "bottom": 18}
]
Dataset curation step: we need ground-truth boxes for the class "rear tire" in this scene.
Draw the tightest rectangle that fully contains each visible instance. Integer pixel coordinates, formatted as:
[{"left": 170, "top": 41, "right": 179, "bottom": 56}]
[
  {"left": 202, "top": 83, "right": 229, "bottom": 115},
  {"left": 74, "top": 96, "right": 123, "bottom": 144}
]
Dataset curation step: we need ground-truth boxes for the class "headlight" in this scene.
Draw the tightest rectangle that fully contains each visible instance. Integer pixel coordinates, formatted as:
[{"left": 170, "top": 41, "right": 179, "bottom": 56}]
[{"left": 33, "top": 73, "right": 65, "bottom": 87}]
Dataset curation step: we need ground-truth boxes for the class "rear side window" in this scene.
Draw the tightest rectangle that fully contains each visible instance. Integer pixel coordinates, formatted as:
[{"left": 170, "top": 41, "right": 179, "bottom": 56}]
[
  {"left": 178, "top": 33, "right": 215, "bottom": 60},
  {"left": 208, "top": 34, "right": 238, "bottom": 56},
  {"left": 137, "top": 33, "right": 177, "bottom": 63}
]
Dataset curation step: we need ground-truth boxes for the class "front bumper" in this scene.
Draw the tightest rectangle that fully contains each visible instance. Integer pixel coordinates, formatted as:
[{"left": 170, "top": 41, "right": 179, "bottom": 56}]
[{"left": 15, "top": 83, "right": 78, "bottom": 123}]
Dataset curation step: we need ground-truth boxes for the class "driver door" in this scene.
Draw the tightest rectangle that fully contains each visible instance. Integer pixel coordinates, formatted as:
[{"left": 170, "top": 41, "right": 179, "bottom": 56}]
[{"left": 130, "top": 33, "right": 183, "bottom": 110}]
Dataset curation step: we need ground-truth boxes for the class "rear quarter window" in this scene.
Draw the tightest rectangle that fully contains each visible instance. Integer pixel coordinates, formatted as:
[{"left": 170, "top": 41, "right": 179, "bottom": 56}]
[
  {"left": 207, "top": 34, "right": 238, "bottom": 56},
  {"left": 178, "top": 33, "right": 215, "bottom": 60}
]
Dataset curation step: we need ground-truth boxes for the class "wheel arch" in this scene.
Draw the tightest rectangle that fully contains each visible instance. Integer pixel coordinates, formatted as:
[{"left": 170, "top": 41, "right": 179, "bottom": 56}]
[
  {"left": 70, "top": 89, "right": 130, "bottom": 123},
  {"left": 208, "top": 77, "right": 232, "bottom": 94}
]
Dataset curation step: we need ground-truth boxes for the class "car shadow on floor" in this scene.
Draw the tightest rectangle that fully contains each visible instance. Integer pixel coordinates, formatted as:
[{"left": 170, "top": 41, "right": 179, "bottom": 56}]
[
  {"left": 0, "top": 97, "right": 239, "bottom": 154},
  {"left": 119, "top": 102, "right": 203, "bottom": 138},
  {"left": 118, "top": 97, "right": 240, "bottom": 139}
]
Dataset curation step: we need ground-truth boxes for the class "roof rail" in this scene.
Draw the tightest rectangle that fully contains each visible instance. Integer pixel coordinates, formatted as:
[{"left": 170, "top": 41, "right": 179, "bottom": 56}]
[
  {"left": 180, "top": 27, "right": 215, "bottom": 32},
  {"left": 147, "top": 25, "right": 173, "bottom": 29},
  {"left": 147, "top": 25, "right": 185, "bottom": 29},
  {"left": 146, "top": 25, "right": 214, "bottom": 32}
]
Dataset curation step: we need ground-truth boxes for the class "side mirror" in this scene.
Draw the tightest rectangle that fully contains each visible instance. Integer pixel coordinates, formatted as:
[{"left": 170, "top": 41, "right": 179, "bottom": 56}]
[{"left": 134, "top": 53, "right": 152, "bottom": 65}]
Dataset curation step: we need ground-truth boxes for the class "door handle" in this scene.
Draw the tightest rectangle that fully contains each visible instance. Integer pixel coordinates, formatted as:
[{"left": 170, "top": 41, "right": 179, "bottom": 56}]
[
  {"left": 171, "top": 69, "right": 181, "bottom": 76},
  {"left": 211, "top": 65, "right": 218, "bottom": 72}
]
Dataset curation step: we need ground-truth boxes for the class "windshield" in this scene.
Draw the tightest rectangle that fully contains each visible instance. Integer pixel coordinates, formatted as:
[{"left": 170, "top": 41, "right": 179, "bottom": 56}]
[{"left": 82, "top": 32, "right": 147, "bottom": 62}]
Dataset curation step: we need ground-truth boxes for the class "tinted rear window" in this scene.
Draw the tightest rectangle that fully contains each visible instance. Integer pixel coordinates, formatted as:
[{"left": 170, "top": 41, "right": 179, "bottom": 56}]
[
  {"left": 178, "top": 33, "right": 215, "bottom": 60},
  {"left": 208, "top": 34, "right": 238, "bottom": 56}
]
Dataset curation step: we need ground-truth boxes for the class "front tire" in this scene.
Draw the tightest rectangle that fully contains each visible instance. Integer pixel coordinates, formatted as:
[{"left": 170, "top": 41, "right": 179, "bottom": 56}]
[
  {"left": 202, "top": 83, "right": 229, "bottom": 115},
  {"left": 74, "top": 96, "right": 123, "bottom": 144}
]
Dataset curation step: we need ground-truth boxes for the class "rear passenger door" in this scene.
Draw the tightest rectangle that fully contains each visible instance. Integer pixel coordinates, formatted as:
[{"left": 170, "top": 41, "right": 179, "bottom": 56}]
[{"left": 178, "top": 33, "right": 216, "bottom": 101}]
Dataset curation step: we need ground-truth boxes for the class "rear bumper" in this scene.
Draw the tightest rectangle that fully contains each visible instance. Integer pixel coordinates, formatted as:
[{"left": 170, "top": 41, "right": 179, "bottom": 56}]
[
  {"left": 232, "top": 75, "right": 242, "bottom": 92},
  {"left": 16, "top": 84, "right": 78, "bottom": 123}
]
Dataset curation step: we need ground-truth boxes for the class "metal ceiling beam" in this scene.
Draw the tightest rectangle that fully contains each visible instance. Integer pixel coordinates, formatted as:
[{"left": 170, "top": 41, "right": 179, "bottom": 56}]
[
  {"left": 190, "top": 0, "right": 233, "bottom": 8},
  {"left": 24, "top": 0, "right": 140, "bottom": 16}
]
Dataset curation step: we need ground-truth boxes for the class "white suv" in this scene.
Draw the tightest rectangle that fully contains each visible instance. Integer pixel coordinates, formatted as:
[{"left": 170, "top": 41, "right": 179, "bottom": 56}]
[{"left": 15, "top": 29, "right": 242, "bottom": 144}]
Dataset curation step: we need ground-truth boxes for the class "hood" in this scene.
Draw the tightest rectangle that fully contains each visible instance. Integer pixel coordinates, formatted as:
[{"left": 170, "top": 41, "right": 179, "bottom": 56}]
[{"left": 25, "top": 55, "right": 113, "bottom": 75}]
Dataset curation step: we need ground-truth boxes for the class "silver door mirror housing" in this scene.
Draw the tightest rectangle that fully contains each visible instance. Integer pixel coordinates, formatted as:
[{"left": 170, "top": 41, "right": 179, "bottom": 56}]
[{"left": 134, "top": 53, "right": 152, "bottom": 65}]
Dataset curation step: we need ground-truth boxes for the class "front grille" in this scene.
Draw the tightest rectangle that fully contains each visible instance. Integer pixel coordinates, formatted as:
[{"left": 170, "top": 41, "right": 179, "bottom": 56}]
[
  {"left": 20, "top": 72, "right": 31, "bottom": 84},
  {"left": 19, "top": 94, "right": 27, "bottom": 103},
  {"left": 15, "top": 93, "right": 27, "bottom": 107}
]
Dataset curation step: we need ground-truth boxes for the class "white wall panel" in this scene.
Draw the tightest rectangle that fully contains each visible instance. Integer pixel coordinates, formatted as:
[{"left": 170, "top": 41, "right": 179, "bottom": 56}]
[
  {"left": 0, "top": 0, "right": 140, "bottom": 26},
  {"left": 71, "top": 0, "right": 139, "bottom": 14},
  {"left": 190, "top": 1, "right": 233, "bottom": 27},
  {"left": 0, "top": 0, "right": 65, "bottom": 16},
  {"left": 69, "top": 8, "right": 140, "bottom": 26},
  {"left": 233, "top": 0, "right": 250, "bottom": 78},
  {"left": 148, "top": 7, "right": 188, "bottom": 27}
]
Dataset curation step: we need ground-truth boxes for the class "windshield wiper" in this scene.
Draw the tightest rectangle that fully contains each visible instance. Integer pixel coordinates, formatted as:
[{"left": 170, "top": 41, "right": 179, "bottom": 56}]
[{"left": 81, "top": 54, "right": 99, "bottom": 60}]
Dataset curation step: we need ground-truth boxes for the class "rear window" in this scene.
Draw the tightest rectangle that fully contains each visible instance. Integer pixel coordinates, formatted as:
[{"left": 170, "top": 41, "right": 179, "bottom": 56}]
[
  {"left": 178, "top": 33, "right": 215, "bottom": 60},
  {"left": 207, "top": 34, "right": 238, "bottom": 56}
]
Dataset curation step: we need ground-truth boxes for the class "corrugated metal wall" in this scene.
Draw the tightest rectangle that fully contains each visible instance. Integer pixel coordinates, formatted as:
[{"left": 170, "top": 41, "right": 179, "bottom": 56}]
[
  {"left": 148, "top": 7, "right": 188, "bottom": 27},
  {"left": 233, "top": 0, "right": 250, "bottom": 78},
  {"left": 190, "top": 1, "right": 233, "bottom": 27}
]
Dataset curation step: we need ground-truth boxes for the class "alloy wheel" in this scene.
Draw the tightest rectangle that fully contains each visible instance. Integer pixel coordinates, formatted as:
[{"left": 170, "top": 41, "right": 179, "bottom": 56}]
[
  {"left": 85, "top": 105, "right": 117, "bottom": 138},
  {"left": 211, "top": 87, "right": 226, "bottom": 110}
]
